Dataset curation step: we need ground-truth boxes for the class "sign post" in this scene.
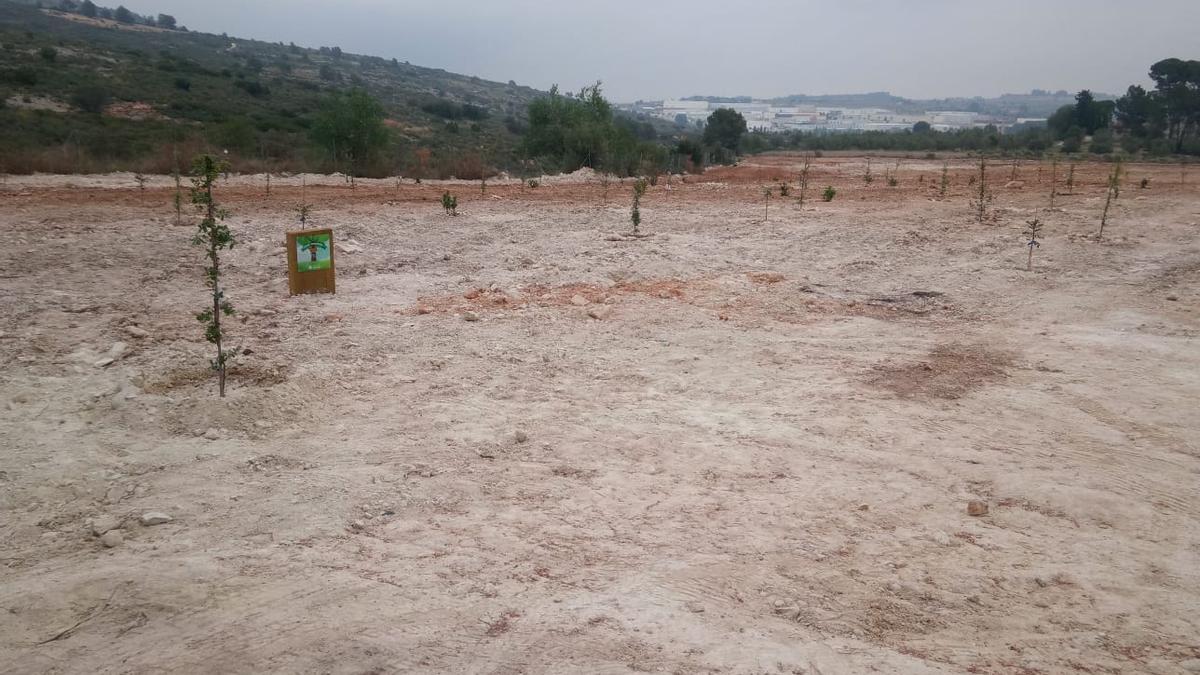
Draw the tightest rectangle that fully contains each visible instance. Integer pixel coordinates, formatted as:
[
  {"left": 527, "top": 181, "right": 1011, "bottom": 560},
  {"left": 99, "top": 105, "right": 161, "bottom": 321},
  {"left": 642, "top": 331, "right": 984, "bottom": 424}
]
[{"left": 287, "top": 228, "right": 336, "bottom": 295}]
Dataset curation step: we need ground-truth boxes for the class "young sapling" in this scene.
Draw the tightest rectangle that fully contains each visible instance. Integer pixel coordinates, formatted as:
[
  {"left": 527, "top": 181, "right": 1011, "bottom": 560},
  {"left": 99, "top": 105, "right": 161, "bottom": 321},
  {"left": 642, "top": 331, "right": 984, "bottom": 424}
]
[
  {"left": 822, "top": 185, "right": 836, "bottom": 202},
  {"left": 797, "top": 153, "right": 813, "bottom": 207},
  {"left": 441, "top": 191, "right": 458, "bottom": 216},
  {"left": 1024, "top": 218, "right": 1042, "bottom": 271},
  {"left": 631, "top": 177, "right": 648, "bottom": 233},
  {"left": 134, "top": 173, "right": 147, "bottom": 191},
  {"left": 969, "top": 157, "right": 993, "bottom": 223},
  {"left": 189, "top": 154, "right": 238, "bottom": 397}
]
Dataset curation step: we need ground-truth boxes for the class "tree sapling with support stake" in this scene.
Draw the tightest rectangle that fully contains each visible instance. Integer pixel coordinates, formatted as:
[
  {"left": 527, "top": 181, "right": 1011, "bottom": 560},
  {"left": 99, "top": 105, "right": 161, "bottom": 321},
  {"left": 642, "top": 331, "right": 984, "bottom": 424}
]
[{"left": 190, "top": 154, "right": 238, "bottom": 398}]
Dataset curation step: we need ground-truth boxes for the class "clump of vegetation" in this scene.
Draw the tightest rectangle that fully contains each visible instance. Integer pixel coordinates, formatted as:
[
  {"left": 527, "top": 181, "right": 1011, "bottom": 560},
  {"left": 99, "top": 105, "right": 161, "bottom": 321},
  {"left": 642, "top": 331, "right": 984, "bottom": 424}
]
[
  {"left": 863, "top": 158, "right": 874, "bottom": 184},
  {"left": 1064, "top": 163, "right": 1076, "bottom": 195},
  {"left": 134, "top": 173, "right": 147, "bottom": 191},
  {"left": 189, "top": 154, "right": 237, "bottom": 398},
  {"left": 1109, "top": 159, "right": 1123, "bottom": 200},
  {"left": 630, "top": 177, "right": 648, "bottom": 233},
  {"left": 527, "top": 179, "right": 539, "bottom": 188},
  {"left": 1024, "top": 218, "right": 1043, "bottom": 271},
  {"left": 1140, "top": 177, "right": 1150, "bottom": 189},
  {"left": 298, "top": 203, "right": 312, "bottom": 226},
  {"left": 885, "top": 160, "right": 900, "bottom": 187},
  {"left": 969, "top": 158, "right": 993, "bottom": 223},
  {"left": 939, "top": 162, "right": 949, "bottom": 198},
  {"left": 441, "top": 191, "right": 458, "bottom": 216},
  {"left": 762, "top": 186, "right": 772, "bottom": 222},
  {"left": 822, "top": 185, "right": 836, "bottom": 202},
  {"left": 779, "top": 182, "right": 790, "bottom": 197}
]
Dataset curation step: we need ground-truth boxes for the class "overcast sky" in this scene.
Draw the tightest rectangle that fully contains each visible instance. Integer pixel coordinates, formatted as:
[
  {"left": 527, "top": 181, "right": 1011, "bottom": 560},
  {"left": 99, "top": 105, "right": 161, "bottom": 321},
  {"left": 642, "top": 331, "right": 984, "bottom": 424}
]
[{"left": 119, "top": 0, "right": 1198, "bottom": 102}]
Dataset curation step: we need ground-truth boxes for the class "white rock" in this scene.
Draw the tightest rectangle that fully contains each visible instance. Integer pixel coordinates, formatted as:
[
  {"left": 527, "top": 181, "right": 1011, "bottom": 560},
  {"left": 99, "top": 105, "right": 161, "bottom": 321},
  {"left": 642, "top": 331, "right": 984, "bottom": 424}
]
[
  {"left": 140, "top": 512, "right": 173, "bottom": 526},
  {"left": 93, "top": 357, "right": 115, "bottom": 368},
  {"left": 108, "top": 342, "right": 130, "bottom": 359},
  {"left": 91, "top": 515, "right": 121, "bottom": 536},
  {"left": 204, "top": 428, "right": 221, "bottom": 440},
  {"left": 124, "top": 326, "right": 148, "bottom": 338},
  {"left": 587, "top": 306, "right": 613, "bottom": 320},
  {"left": 570, "top": 294, "right": 589, "bottom": 306},
  {"left": 99, "top": 530, "right": 124, "bottom": 548}
]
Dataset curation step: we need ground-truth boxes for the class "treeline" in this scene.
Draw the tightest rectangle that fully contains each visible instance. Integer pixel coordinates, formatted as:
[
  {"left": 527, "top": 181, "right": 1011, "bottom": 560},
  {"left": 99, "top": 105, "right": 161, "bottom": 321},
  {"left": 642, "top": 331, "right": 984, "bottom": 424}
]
[
  {"left": 745, "top": 59, "right": 1200, "bottom": 159},
  {"left": 42, "top": 0, "right": 183, "bottom": 31}
]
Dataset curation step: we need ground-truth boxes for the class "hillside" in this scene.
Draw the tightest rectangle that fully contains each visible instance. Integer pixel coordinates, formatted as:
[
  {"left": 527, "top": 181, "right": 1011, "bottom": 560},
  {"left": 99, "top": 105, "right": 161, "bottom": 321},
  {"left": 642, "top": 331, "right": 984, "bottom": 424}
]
[{"left": 0, "top": 0, "right": 543, "bottom": 175}]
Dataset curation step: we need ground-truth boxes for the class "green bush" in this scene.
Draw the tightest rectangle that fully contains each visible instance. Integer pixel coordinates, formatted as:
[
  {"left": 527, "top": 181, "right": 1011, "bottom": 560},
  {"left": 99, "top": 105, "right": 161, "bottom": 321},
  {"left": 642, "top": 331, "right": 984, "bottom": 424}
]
[{"left": 822, "top": 186, "right": 836, "bottom": 201}]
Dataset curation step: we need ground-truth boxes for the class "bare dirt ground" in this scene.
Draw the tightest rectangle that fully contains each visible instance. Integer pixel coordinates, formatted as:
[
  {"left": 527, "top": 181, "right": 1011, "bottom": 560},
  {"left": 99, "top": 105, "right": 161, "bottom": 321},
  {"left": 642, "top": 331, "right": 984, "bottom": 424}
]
[{"left": 1, "top": 156, "right": 1198, "bottom": 674}]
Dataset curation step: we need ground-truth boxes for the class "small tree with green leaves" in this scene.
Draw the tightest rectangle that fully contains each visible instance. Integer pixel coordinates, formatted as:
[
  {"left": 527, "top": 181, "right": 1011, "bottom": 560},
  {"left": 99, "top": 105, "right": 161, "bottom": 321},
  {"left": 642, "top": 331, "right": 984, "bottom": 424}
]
[
  {"left": 863, "top": 158, "right": 874, "bottom": 184},
  {"left": 441, "top": 191, "right": 458, "bottom": 216},
  {"left": 1024, "top": 218, "right": 1042, "bottom": 271},
  {"left": 969, "top": 158, "right": 993, "bottom": 223},
  {"left": 797, "top": 154, "right": 812, "bottom": 207},
  {"left": 779, "top": 181, "right": 790, "bottom": 197},
  {"left": 1110, "top": 159, "right": 1123, "bottom": 200},
  {"left": 1065, "top": 163, "right": 1076, "bottom": 195},
  {"left": 822, "top": 185, "right": 836, "bottom": 202},
  {"left": 190, "top": 155, "right": 237, "bottom": 397},
  {"left": 940, "top": 162, "right": 949, "bottom": 198},
  {"left": 298, "top": 203, "right": 312, "bottom": 226},
  {"left": 631, "top": 177, "right": 648, "bottom": 233}
]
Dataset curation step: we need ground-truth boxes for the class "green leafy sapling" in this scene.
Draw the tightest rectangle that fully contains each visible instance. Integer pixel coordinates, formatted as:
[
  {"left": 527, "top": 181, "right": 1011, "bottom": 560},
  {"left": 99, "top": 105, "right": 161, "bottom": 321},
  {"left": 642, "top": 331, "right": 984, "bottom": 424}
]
[
  {"left": 1024, "top": 218, "right": 1042, "bottom": 271},
  {"left": 631, "top": 177, "right": 648, "bottom": 233},
  {"left": 1065, "top": 163, "right": 1076, "bottom": 195},
  {"left": 822, "top": 185, "right": 836, "bottom": 202},
  {"left": 940, "top": 162, "right": 949, "bottom": 198},
  {"left": 779, "top": 182, "right": 790, "bottom": 197},
  {"left": 863, "top": 158, "right": 873, "bottom": 184},
  {"left": 190, "top": 154, "right": 237, "bottom": 397},
  {"left": 441, "top": 191, "right": 458, "bottom": 216}
]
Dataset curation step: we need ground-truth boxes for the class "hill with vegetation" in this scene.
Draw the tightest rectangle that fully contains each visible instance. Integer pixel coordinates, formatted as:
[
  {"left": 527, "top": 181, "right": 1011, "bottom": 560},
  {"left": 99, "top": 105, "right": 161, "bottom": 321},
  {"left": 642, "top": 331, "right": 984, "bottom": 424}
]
[{"left": 0, "top": 0, "right": 545, "bottom": 176}]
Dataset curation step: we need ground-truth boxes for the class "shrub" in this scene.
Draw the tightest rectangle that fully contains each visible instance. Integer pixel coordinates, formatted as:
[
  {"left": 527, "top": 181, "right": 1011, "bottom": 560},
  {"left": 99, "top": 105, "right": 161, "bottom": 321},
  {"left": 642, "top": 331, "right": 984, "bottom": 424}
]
[
  {"left": 822, "top": 186, "right": 836, "bottom": 201},
  {"left": 441, "top": 191, "right": 457, "bottom": 215},
  {"left": 71, "top": 84, "right": 109, "bottom": 114}
]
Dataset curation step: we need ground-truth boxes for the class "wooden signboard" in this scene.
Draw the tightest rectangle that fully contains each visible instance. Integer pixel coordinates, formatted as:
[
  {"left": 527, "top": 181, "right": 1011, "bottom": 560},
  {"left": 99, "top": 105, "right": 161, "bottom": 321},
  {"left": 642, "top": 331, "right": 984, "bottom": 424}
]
[{"left": 287, "top": 228, "right": 336, "bottom": 295}]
